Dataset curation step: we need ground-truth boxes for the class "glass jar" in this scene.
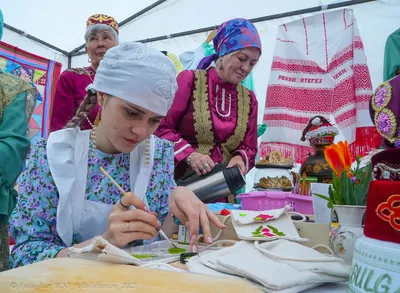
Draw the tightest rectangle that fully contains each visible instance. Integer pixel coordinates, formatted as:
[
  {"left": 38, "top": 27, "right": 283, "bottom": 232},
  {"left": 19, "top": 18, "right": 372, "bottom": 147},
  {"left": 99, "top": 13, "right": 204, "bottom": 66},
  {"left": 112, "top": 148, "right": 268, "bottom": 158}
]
[
  {"left": 256, "top": 143, "right": 295, "bottom": 168},
  {"left": 254, "top": 166, "right": 293, "bottom": 191}
]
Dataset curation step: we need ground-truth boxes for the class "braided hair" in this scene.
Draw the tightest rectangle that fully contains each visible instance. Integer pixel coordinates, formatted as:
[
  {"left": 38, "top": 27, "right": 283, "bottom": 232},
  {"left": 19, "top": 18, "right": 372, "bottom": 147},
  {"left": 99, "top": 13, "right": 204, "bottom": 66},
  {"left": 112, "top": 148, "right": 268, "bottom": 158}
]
[
  {"left": 300, "top": 115, "right": 331, "bottom": 142},
  {"left": 66, "top": 90, "right": 98, "bottom": 128}
]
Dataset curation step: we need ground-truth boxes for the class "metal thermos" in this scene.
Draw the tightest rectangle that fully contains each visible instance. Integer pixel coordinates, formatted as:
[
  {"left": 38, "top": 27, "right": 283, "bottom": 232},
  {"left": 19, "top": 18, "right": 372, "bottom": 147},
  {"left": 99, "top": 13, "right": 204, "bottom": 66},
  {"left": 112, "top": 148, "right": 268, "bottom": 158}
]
[{"left": 176, "top": 164, "right": 246, "bottom": 203}]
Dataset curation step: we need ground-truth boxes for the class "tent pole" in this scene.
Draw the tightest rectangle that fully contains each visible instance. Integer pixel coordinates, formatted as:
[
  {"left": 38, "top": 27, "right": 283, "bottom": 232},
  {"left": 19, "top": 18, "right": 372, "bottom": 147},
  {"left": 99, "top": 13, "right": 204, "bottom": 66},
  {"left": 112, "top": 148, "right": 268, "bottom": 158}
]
[
  {"left": 69, "top": 0, "right": 168, "bottom": 55},
  {"left": 3, "top": 23, "right": 70, "bottom": 56},
  {"left": 68, "top": 55, "right": 72, "bottom": 69}
]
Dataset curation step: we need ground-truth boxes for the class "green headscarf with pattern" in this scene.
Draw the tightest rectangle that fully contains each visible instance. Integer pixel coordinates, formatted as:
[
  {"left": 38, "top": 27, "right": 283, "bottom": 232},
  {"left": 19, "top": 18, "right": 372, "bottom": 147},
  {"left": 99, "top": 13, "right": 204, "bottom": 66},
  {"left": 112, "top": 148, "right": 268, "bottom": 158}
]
[{"left": 0, "top": 9, "right": 36, "bottom": 121}]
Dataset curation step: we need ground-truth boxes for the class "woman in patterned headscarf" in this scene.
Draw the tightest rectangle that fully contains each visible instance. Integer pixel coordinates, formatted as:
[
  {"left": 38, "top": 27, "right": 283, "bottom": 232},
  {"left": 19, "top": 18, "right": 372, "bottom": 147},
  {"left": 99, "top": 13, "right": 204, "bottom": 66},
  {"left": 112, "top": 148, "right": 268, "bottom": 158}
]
[
  {"left": 50, "top": 14, "right": 119, "bottom": 132},
  {"left": 155, "top": 18, "right": 262, "bottom": 186},
  {"left": 0, "top": 9, "right": 36, "bottom": 272}
]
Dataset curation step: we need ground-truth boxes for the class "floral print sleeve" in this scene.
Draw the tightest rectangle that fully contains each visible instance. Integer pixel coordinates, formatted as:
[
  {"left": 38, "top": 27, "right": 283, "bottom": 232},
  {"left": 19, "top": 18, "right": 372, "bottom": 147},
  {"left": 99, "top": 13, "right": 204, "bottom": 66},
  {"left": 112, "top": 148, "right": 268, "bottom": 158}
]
[
  {"left": 146, "top": 137, "right": 175, "bottom": 225},
  {"left": 9, "top": 136, "right": 176, "bottom": 266},
  {"left": 9, "top": 139, "right": 65, "bottom": 268}
]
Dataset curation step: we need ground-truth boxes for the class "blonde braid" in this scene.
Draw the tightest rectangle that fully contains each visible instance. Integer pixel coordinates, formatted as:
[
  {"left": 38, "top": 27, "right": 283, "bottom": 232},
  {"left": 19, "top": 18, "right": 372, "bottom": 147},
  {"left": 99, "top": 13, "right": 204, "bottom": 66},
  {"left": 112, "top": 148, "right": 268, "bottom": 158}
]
[{"left": 66, "top": 91, "right": 98, "bottom": 128}]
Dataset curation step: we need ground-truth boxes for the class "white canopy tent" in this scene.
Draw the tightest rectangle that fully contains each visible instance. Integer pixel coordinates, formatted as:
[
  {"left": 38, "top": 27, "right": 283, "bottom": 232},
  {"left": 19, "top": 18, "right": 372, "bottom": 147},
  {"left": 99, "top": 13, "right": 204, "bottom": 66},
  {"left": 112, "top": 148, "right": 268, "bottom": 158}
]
[
  {"left": 2, "top": 0, "right": 400, "bottom": 123},
  {"left": 2, "top": 0, "right": 400, "bottom": 190}
]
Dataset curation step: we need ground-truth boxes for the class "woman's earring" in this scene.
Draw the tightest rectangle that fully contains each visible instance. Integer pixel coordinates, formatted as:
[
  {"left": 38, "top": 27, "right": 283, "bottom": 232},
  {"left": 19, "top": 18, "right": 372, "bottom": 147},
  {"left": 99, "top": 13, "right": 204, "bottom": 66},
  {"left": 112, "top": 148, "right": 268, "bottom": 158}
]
[
  {"left": 145, "top": 138, "right": 151, "bottom": 167},
  {"left": 88, "top": 57, "right": 91, "bottom": 64}
]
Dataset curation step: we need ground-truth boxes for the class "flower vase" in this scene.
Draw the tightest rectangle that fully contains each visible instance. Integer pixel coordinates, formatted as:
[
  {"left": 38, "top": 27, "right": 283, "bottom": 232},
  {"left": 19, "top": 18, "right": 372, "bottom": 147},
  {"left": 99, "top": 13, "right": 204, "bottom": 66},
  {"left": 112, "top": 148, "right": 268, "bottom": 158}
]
[{"left": 329, "top": 205, "right": 366, "bottom": 265}]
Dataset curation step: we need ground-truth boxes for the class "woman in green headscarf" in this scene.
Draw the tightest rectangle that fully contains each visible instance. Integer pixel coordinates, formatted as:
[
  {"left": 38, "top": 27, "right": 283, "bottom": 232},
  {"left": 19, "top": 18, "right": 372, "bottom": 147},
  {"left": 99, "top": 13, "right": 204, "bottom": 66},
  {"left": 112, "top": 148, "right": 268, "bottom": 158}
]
[{"left": 0, "top": 9, "right": 36, "bottom": 272}]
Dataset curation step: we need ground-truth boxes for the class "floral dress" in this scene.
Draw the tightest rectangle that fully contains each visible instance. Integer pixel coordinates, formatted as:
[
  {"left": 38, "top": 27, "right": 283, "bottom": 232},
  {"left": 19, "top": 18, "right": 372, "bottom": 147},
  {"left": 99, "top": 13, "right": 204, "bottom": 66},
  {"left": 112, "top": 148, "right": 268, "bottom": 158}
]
[{"left": 9, "top": 136, "right": 175, "bottom": 268}]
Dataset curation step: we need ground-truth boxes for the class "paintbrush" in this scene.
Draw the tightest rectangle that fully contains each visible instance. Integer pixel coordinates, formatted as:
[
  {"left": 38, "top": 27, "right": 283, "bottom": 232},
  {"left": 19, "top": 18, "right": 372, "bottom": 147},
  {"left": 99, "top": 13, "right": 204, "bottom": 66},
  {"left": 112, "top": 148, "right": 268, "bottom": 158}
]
[
  {"left": 100, "top": 167, "right": 127, "bottom": 196},
  {"left": 99, "top": 167, "right": 177, "bottom": 248}
]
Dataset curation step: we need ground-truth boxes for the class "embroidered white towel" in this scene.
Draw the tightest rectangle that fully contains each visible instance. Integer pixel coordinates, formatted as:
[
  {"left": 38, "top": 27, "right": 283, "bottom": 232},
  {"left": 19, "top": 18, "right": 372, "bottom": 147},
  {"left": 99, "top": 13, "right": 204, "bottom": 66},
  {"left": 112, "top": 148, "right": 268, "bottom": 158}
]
[
  {"left": 255, "top": 240, "right": 351, "bottom": 278},
  {"left": 232, "top": 213, "right": 309, "bottom": 242},
  {"left": 214, "top": 241, "right": 346, "bottom": 292},
  {"left": 231, "top": 206, "right": 291, "bottom": 225}
]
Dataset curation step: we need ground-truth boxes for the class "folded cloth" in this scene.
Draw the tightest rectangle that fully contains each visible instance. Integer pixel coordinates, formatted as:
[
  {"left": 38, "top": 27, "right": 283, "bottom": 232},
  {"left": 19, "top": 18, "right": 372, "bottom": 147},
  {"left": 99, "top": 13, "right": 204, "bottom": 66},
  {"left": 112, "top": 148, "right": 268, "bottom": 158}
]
[
  {"left": 232, "top": 211, "right": 308, "bottom": 242},
  {"left": 188, "top": 254, "right": 239, "bottom": 279},
  {"left": 188, "top": 254, "right": 268, "bottom": 292},
  {"left": 200, "top": 244, "right": 241, "bottom": 276},
  {"left": 205, "top": 241, "right": 346, "bottom": 293},
  {"left": 231, "top": 206, "right": 291, "bottom": 225},
  {"left": 255, "top": 240, "right": 351, "bottom": 278}
]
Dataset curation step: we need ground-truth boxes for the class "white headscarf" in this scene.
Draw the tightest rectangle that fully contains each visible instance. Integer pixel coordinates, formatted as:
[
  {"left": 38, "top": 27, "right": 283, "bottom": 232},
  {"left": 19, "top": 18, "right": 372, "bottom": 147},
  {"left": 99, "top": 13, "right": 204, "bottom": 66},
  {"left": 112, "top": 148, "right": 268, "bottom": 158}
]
[{"left": 87, "top": 42, "right": 178, "bottom": 116}]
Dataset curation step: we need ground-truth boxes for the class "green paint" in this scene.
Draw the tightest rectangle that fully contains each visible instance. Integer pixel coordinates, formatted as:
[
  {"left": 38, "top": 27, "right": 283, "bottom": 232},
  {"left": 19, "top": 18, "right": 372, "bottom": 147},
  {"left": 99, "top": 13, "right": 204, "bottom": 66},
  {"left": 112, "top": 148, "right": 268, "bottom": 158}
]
[
  {"left": 131, "top": 254, "right": 157, "bottom": 259},
  {"left": 254, "top": 225, "right": 263, "bottom": 233},
  {"left": 266, "top": 225, "right": 286, "bottom": 236},
  {"left": 239, "top": 213, "right": 246, "bottom": 217},
  {"left": 168, "top": 247, "right": 186, "bottom": 254}
]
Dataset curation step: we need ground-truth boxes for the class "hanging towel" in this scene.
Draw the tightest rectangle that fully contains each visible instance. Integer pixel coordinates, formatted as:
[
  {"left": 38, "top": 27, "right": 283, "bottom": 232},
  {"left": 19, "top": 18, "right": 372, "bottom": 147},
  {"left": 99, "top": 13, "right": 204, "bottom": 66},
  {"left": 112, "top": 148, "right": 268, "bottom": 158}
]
[{"left": 262, "top": 9, "right": 380, "bottom": 163}]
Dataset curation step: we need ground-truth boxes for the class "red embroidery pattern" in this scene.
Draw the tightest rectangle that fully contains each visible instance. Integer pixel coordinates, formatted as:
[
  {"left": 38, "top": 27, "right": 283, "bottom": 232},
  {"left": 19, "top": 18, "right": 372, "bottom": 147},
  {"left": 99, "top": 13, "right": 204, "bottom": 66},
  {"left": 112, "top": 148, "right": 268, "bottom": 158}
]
[
  {"left": 303, "top": 18, "right": 309, "bottom": 55},
  {"left": 276, "top": 38, "right": 297, "bottom": 44},
  {"left": 271, "top": 58, "right": 324, "bottom": 74},
  {"left": 266, "top": 85, "right": 332, "bottom": 111},
  {"left": 322, "top": 13, "right": 329, "bottom": 69},
  {"left": 376, "top": 194, "right": 400, "bottom": 231},
  {"left": 353, "top": 39, "right": 364, "bottom": 50},
  {"left": 353, "top": 65, "right": 373, "bottom": 91}
]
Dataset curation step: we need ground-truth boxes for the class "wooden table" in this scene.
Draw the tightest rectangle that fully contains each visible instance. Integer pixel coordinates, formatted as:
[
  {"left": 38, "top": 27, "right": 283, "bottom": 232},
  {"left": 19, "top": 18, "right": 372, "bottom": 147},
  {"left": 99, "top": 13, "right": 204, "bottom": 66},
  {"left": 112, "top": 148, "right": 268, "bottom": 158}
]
[{"left": 0, "top": 258, "right": 261, "bottom": 292}]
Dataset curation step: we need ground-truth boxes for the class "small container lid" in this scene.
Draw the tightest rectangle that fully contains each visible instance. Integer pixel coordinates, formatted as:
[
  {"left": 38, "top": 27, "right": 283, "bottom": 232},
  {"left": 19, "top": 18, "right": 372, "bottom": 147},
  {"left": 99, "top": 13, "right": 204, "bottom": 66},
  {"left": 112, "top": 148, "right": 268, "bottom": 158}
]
[
  {"left": 287, "top": 193, "right": 313, "bottom": 202},
  {"left": 237, "top": 191, "right": 290, "bottom": 199}
]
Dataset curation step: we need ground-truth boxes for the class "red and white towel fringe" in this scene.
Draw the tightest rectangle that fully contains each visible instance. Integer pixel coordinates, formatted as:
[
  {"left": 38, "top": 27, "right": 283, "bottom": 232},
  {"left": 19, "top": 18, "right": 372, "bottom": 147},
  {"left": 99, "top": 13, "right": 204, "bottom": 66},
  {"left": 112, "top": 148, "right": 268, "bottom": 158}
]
[{"left": 262, "top": 9, "right": 380, "bottom": 163}]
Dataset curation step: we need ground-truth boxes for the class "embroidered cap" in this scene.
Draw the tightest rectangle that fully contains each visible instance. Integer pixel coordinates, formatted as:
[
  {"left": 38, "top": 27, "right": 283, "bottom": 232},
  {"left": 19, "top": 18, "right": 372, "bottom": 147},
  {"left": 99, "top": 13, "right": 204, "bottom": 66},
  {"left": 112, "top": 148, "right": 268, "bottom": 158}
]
[
  {"left": 87, "top": 14, "right": 119, "bottom": 34},
  {"left": 301, "top": 116, "right": 339, "bottom": 145},
  {"left": 87, "top": 42, "right": 178, "bottom": 116},
  {"left": 370, "top": 75, "right": 400, "bottom": 148}
]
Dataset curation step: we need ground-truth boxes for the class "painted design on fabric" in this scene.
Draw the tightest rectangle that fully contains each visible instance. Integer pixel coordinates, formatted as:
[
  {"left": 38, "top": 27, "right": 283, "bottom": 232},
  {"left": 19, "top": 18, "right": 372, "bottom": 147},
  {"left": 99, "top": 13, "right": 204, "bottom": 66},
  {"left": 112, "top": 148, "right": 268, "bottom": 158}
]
[
  {"left": 251, "top": 225, "right": 286, "bottom": 237},
  {"left": 253, "top": 214, "right": 275, "bottom": 222}
]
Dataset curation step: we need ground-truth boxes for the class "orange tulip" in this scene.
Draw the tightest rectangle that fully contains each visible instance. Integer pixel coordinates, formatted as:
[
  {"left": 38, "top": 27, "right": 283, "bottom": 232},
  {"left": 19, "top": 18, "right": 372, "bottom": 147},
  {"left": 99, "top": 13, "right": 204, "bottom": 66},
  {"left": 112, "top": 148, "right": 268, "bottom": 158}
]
[{"left": 324, "top": 141, "right": 352, "bottom": 176}]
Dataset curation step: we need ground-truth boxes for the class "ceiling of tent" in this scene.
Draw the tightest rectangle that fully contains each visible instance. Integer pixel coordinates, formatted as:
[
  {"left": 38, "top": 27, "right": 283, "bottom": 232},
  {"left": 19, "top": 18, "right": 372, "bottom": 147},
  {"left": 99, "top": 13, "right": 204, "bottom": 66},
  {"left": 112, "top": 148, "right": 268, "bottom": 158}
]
[{"left": 2, "top": 0, "right": 350, "bottom": 54}]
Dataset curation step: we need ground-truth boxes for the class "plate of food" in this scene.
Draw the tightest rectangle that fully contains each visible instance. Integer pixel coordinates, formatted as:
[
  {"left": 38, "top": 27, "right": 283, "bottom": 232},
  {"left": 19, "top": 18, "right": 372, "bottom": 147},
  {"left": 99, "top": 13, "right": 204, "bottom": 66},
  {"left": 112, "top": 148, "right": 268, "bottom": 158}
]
[{"left": 255, "top": 176, "right": 293, "bottom": 190}]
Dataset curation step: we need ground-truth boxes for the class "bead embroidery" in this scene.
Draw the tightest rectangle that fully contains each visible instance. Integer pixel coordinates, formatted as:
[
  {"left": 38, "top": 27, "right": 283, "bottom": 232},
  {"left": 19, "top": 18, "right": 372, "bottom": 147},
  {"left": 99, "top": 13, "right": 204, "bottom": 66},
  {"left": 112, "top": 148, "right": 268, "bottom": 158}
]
[
  {"left": 373, "top": 162, "right": 400, "bottom": 181},
  {"left": 192, "top": 70, "right": 251, "bottom": 164},
  {"left": 215, "top": 85, "right": 232, "bottom": 118},
  {"left": 371, "top": 81, "right": 399, "bottom": 145}
]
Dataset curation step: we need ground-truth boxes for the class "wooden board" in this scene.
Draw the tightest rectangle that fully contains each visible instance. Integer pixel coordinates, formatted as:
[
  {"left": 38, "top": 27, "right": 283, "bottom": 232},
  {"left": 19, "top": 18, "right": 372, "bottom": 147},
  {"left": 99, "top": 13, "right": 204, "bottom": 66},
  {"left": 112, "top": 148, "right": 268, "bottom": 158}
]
[{"left": 0, "top": 258, "right": 261, "bottom": 293}]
